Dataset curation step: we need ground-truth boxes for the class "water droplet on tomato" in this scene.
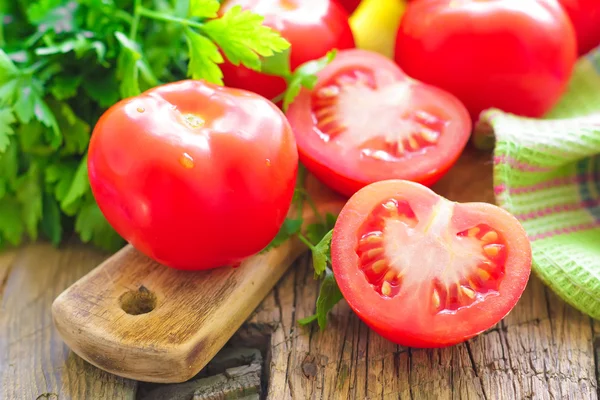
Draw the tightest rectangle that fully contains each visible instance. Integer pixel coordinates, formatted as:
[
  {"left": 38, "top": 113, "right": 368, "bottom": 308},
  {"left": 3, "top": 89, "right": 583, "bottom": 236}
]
[
  {"left": 184, "top": 114, "right": 204, "bottom": 128},
  {"left": 137, "top": 107, "right": 145, "bottom": 113},
  {"left": 266, "top": 159, "right": 271, "bottom": 167},
  {"left": 179, "top": 153, "right": 194, "bottom": 169}
]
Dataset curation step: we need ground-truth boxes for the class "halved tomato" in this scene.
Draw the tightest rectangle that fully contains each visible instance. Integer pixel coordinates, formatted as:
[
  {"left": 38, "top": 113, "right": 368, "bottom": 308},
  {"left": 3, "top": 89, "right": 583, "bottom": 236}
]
[
  {"left": 285, "top": 49, "right": 471, "bottom": 198},
  {"left": 331, "top": 180, "right": 532, "bottom": 347}
]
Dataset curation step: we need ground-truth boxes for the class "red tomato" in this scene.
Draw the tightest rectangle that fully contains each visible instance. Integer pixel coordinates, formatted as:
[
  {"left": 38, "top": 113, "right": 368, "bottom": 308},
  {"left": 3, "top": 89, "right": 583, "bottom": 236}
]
[
  {"left": 394, "top": 0, "right": 577, "bottom": 120},
  {"left": 331, "top": 180, "right": 532, "bottom": 347},
  {"left": 285, "top": 49, "right": 471, "bottom": 198},
  {"left": 219, "top": 0, "right": 355, "bottom": 100},
  {"left": 339, "top": 0, "right": 362, "bottom": 13},
  {"left": 558, "top": 0, "right": 600, "bottom": 55},
  {"left": 88, "top": 80, "right": 298, "bottom": 270}
]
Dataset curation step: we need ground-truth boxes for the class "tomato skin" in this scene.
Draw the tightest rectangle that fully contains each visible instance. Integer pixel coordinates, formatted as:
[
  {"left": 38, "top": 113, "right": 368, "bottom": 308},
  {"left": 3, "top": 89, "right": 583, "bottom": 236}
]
[
  {"left": 339, "top": 0, "right": 362, "bottom": 13},
  {"left": 394, "top": 0, "right": 577, "bottom": 120},
  {"left": 331, "top": 180, "right": 532, "bottom": 348},
  {"left": 88, "top": 80, "right": 298, "bottom": 270},
  {"left": 558, "top": 0, "right": 600, "bottom": 55},
  {"left": 219, "top": 0, "right": 355, "bottom": 100},
  {"left": 286, "top": 49, "right": 472, "bottom": 198}
]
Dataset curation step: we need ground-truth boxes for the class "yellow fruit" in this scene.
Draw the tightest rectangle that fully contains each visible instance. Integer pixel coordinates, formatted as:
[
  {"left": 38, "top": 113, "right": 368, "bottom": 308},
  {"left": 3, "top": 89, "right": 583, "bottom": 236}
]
[{"left": 349, "top": 0, "right": 407, "bottom": 59}]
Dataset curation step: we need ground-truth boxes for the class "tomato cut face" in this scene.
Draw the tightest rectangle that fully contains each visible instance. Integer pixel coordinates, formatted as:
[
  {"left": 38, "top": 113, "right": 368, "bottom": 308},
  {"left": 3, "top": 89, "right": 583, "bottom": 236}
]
[
  {"left": 286, "top": 49, "right": 471, "bottom": 198},
  {"left": 331, "top": 180, "right": 532, "bottom": 347}
]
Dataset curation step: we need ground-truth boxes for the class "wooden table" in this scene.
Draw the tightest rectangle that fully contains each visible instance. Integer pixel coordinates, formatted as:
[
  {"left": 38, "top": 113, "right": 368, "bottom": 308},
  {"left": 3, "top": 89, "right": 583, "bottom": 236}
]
[{"left": 1, "top": 148, "right": 599, "bottom": 399}]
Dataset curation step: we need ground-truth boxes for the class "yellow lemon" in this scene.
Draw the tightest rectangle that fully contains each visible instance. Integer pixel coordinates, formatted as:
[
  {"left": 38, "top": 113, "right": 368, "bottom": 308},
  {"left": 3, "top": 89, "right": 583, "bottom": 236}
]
[{"left": 349, "top": 0, "right": 407, "bottom": 59}]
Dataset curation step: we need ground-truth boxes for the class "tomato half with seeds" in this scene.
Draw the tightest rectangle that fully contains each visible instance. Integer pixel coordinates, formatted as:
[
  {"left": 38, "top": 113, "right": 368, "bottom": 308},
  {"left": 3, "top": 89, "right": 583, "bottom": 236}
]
[
  {"left": 219, "top": 0, "right": 355, "bottom": 100},
  {"left": 88, "top": 80, "right": 298, "bottom": 271},
  {"left": 331, "top": 180, "right": 532, "bottom": 347},
  {"left": 285, "top": 49, "right": 471, "bottom": 198}
]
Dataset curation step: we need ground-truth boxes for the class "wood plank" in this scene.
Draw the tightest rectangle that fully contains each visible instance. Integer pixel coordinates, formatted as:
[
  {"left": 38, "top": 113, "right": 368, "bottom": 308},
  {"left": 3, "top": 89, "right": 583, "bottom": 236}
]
[
  {"left": 242, "top": 147, "right": 600, "bottom": 399},
  {"left": 0, "top": 243, "right": 137, "bottom": 399}
]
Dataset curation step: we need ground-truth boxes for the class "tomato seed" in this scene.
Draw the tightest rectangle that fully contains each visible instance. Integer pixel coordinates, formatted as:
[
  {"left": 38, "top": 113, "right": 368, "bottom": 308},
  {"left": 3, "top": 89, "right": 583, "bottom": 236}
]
[
  {"left": 407, "top": 136, "right": 419, "bottom": 151},
  {"left": 461, "top": 286, "right": 476, "bottom": 299},
  {"left": 481, "top": 231, "right": 498, "bottom": 243},
  {"left": 467, "top": 227, "right": 480, "bottom": 237},
  {"left": 371, "top": 259, "right": 387, "bottom": 274},
  {"left": 381, "top": 281, "right": 392, "bottom": 296},
  {"left": 483, "top": 244, "right": 501, "bottom": 257}
]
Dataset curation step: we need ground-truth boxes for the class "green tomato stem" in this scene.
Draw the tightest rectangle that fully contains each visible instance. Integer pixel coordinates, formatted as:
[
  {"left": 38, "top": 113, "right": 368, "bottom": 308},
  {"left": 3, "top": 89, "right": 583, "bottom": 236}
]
[{"left": 297, "top": 233, "right": 316, "bottom": 251}]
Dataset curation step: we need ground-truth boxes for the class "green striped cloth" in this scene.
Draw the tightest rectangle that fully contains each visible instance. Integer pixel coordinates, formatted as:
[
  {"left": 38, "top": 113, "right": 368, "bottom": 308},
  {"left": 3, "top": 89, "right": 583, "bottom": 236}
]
[{"left": 473, "top": 46, "right": 600, "bottom": 319}]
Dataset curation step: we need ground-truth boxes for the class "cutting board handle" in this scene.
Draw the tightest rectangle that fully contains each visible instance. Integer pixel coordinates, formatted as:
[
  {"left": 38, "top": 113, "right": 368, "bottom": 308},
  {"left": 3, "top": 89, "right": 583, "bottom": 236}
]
[{"left": 52, "top": 176, "right": 345, "bottom": 383}]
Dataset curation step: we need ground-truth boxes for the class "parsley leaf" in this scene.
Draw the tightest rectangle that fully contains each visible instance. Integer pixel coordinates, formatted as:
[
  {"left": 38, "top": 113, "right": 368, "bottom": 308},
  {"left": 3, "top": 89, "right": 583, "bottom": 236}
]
[
  {"left": 50, "top": 75, "right": 82, "bottom": 101},
  {"left": 75, "top": 197, "right": 124, "bottom": 252},
  {"left": 115, "top": 32, "right": 143, "bottom": 98},
  {"left": 0, "top": 196, "right": 24, "bottom": 246},
  {"left": 282, "top": 50, "right": 337, "bottom": 111},
  {"left": 60, "top": 155, "right": 90, "bottom": 215},
  {"left": 45, "top": 161, "right": 78, "bottom": 204},
  {"left": 189, "top": 0, "right": 220, "bottom": 18},
  {"left": 82, "top": 71, "right": 120, "bottom": 107},
  {"left": 311, "top": 229, "right": 333, "bottom": 278},
  {"left": 49, "top": 100, "right": 90, "bottom": 155},
  {"left": 0, "top": 139, "right": 18, "bottom": 197},
  {"left": 41, "top": 192, "right": 63, "bottom": 246},
  {"left": 202, "top": 5, "right": 290, "bottom": 71},
  {"left": 185, "top": 28, "right": 225, "bottom": 85},
  {"left": 0, "top": 109, "right": 16, "bottom": 152},
  {"left": 16, "top": 165, "right": 43, "bottom": 240},
  {"left": 298, "top": 268, "right": 343, "bottom": 331}
]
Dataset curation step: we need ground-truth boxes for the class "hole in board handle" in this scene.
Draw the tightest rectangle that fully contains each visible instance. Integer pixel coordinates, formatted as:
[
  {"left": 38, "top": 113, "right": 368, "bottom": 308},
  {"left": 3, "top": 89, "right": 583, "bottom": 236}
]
[{"left": 119, "top": 285, "right": 157, "bottom": 315}]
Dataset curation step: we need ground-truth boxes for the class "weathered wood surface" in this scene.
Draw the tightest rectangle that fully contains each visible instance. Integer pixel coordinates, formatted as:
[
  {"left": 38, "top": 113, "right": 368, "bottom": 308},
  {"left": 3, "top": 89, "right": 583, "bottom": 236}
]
[
  {"left": 1, "top": 147, "right": 599, "bottom": 399},
  {"left": 0, "top": 243, "right": 137, "bottom": 399}
]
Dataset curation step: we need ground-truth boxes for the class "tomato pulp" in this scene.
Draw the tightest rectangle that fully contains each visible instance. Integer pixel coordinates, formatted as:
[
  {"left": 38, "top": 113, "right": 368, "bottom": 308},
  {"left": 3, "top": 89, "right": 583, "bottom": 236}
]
[
  {"left": 395, "top": 0, "right": 577, "bottom": 120},
  {"left": 88, "top": 80, "right": 298, "bottom": 270},
  {"left": 331, "top": 180, "right": 532, "bottom": 347},
  {"left": 285, "top": 49, "right": 472, "bottom": 198},
  {"left": 558, "top": 0, "right": 600, "bottom": 55},
  {"left": 219, "top": 0, "right": 355, "bottom": 100}
]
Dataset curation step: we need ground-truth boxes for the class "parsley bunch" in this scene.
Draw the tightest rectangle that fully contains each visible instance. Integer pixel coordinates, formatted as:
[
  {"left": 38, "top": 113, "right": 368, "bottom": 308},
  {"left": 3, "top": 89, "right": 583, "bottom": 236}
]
[{"left": 0, "top": 0, "right": 291, "bottom": 250}]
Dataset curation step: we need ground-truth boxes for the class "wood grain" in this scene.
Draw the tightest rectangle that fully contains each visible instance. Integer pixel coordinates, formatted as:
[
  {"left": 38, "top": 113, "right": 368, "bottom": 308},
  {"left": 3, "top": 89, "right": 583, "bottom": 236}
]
[
  {"left": 233, "top": 147, "right": 600, "bottom": 399},
  {"left": 51, "top": 176, "right": 346, "bottom": 383},
  {"left": 0, "top": 243, "right": 137, "bottom": 399}
]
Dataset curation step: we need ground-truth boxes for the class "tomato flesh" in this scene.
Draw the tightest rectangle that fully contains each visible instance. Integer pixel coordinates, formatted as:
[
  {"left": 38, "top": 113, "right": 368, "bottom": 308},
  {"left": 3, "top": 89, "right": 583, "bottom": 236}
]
[
  {"left": 219, "top": 0, "right": 355, "bottom": 100},
  {"left": 286, "top": 49, "right": 471, "bottom": 198},
  {"left": 88, "top": 80, "right": 298, "bottom": 271},
  {"left": 331, "top": 180, "right": 531, "bottom": 347},
  {"left": 394, "top": 0, "right": 577, "bottom": 120}
]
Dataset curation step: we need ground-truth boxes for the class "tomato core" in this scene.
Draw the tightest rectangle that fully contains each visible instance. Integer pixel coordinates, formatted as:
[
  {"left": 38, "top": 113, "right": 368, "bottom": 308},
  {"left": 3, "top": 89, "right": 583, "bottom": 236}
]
[
  {"left": 355, "top": 196, "right": 507, "bottom": 315},
  {"left": 310, "top": 69, "right": 447, "bottom": 164}
]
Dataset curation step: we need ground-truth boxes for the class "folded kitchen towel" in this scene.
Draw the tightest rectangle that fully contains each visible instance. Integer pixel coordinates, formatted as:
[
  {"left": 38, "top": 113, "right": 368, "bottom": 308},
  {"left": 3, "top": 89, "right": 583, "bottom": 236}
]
[{"left": 474, "top": 46, "right": 600, "bottom": 319}]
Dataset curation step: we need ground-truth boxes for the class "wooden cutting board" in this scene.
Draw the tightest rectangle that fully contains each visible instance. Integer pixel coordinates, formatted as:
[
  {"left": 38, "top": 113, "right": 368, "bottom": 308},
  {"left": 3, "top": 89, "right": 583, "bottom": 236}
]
[{"left": 51, "top": 174, "right": 346, "bottom": 383}]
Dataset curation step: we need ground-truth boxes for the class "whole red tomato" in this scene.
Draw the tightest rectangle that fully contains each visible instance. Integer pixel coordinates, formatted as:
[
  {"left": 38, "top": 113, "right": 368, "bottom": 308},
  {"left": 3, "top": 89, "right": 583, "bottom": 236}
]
[
  {"left": 394, "top": 0, "right": 577, "bottom": 120},
  {"left": 88, "top": 80, "right": 298, "bottom": 270},
  {"left": 219, "top": 0, "right": 355, "bottom": 100},
  {"left": 558, "top": 0, "right": 600, "bottom": 55}
]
